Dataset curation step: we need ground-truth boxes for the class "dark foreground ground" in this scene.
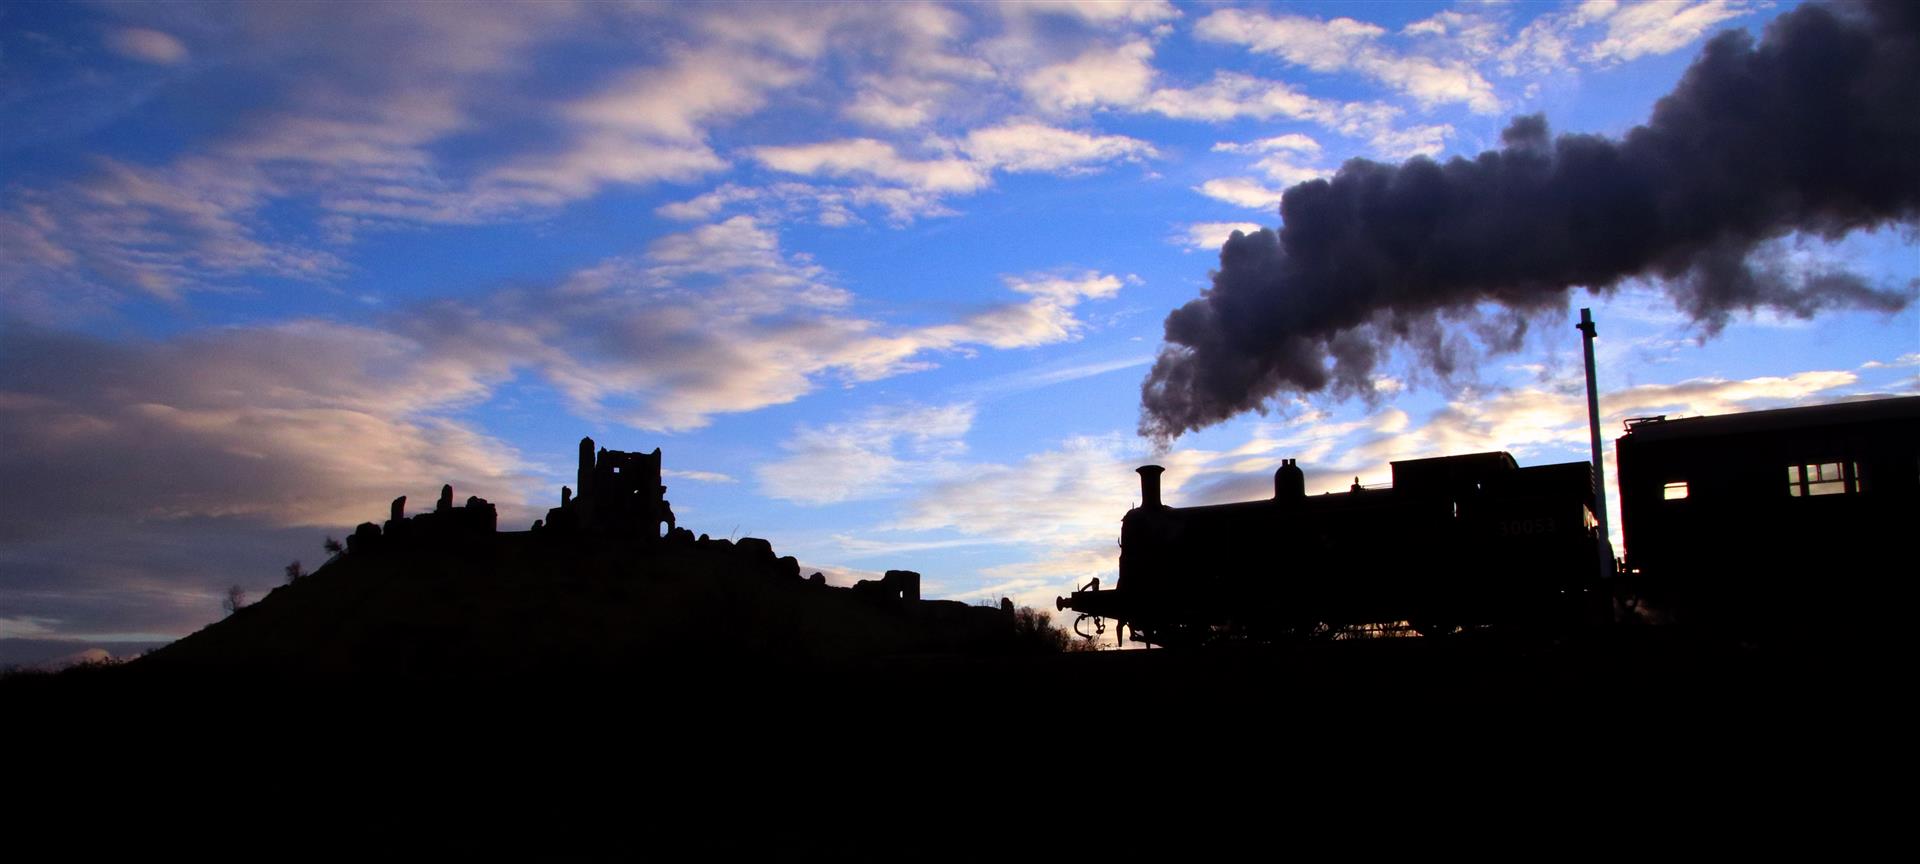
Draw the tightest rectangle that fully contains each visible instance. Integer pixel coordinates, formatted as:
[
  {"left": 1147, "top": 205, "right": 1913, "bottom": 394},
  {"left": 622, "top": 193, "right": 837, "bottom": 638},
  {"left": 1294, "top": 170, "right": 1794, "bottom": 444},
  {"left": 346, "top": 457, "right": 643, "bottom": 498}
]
[
  {"left": 6, "top": 630, "right": 1893, "bottom": 853},
  {"left": 7, "top": 626, "right": 1869, "bottom": 729}
]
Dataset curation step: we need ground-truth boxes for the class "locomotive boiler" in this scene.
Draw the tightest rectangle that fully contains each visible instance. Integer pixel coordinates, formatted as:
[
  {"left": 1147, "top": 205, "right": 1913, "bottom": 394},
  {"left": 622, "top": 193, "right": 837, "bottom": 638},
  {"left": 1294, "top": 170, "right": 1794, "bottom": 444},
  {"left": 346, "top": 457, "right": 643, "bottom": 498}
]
[{"left": 1058, "top": 452, "right": 1612, "bottom": 647}]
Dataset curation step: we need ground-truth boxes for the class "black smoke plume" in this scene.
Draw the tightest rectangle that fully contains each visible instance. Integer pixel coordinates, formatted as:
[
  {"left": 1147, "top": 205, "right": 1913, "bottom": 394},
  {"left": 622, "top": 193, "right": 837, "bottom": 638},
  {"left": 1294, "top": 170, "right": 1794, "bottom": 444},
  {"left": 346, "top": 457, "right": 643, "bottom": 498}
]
[{"left": 1142, "top": 1, "right": 1919, "bottom": 441}]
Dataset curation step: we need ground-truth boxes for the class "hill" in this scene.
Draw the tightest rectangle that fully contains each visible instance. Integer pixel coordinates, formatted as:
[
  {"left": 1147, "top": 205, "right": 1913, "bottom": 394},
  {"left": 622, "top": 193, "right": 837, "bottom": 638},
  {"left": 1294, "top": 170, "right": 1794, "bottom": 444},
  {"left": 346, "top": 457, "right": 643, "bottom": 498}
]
[
  {"left": 136, "top": 530, "right": 1025, "bottom": 682},
  {"left": 113, "top": 436, "right": 1032, "bottom": 683}
]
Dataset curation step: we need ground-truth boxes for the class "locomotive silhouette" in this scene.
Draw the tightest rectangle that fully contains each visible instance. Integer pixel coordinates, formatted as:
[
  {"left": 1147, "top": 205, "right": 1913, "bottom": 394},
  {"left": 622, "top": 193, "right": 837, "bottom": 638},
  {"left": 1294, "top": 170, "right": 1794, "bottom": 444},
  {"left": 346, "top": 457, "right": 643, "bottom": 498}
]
[
  {"left": 1059, "top": 394, "right": 1920, "bottom": 647},
  {"left": 1058, "top": 452, "right": 1610, "bottom": 646}
]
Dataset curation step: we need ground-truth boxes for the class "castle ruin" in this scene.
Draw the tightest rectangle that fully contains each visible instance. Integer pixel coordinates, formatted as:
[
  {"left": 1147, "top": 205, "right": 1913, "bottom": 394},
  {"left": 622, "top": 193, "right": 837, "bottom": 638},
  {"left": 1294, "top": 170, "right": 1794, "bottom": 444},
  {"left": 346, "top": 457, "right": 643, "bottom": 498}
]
[
  {"left": 336, "top": 437, "right": 958, "bottom": 611},
  {"left": 541, "top": 437, "right": 675, "bottom": 539}
]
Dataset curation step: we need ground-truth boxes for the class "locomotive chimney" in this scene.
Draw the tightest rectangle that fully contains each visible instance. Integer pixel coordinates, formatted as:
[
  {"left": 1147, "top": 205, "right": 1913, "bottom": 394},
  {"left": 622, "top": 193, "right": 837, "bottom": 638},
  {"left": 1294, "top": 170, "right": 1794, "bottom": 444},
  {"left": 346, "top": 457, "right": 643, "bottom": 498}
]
[
  {"left": 1275, "top": 458, "right": 1306, "bottom": 500},
  {"left": 1137, "top": 465, "right": 1165, "bottom": 509}
]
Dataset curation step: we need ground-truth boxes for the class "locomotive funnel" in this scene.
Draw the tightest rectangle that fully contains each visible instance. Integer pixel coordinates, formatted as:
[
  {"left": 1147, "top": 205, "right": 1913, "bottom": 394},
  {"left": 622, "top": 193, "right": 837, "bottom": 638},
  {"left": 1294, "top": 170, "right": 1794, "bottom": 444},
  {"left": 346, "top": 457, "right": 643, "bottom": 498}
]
[{"left": 1137, "top": 465, "right": 1165, "bottom": 509}]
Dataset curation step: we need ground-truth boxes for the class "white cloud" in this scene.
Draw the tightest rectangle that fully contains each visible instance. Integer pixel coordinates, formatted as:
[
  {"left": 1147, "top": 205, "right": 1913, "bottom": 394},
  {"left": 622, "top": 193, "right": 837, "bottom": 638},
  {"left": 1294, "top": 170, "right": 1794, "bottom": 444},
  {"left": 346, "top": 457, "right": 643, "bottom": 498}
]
[
  {"left": 413, "top": 226, "right": 1129, "bottom": 431},
  {"left": 1213, "top": 129, "right": 1437, "bottom": 191},
  {"left": 1196, "top": 11, "right": 1385, "bottom": 72},
  {"left": 14, "top": 2, "right": 1063, "bottom": 303},
  {"left": 926, "top": 271, "right": 1128, "bottom": 349},
  {"left": 891, "top": 435, "right": 1141, "bottom": 546},
  {"left": 3, "top": 3, "right": 591, "bottom": 305},
  {"left": 664, "top": 469, "right": 738, "bottom": 484},
  {"left": 750, "top": 139, "right": 991, "bottom": 193},
  {"left": 850, "top": 432, "right": 1228, "bottom": 610},
  {"left": 0, "top": 157, "right": 344, "bottom": 312},
  {"left": 758, "top": 403, "right": 977, "bottom": 505},
  {"left": 1014, "top": 1, "right": 1182, "bottom": 26},
  {"left": 1402, "top": 10, "right": 1506, "bottom": 59},
  {"left": 106, "top": 28, "right": 189, "bottom": 65},
  {"left": 1138, "top": 73, "right": 1451, "bottom": 160},
  {"left": 842, "top": 72, "right": 964, "bottom": 130},
  {"left": 987, "top": 21, "right": 1451, "bottom": 163},
  {"left": 1195, "top": 9, "right": 1500, "bottom": 114},
  {"left": 1498, "top": 12, "right": 1580, "bottom": 76},
  {"left": 0, "top": 314, "right": 549, "bottom": 641},
  {"left": 1178, "top": 221, "right": 1264, "bottom": 251},
  {"left": 957, "top": 354, "right": 1155, "bottom": 397},
  {"left": 1359, "top": 52, "right": 1501, "bottom": 113},
  {"left": 741, "top": 121, "right": 1153, "bottom": 223},
  {"left": 1138, "top": 72, "right": 1323, "bottom": 121},
  {"left": 1367, "top": 123, "right": 1452, "bottom": 159},
  {"left": 566, "top": 50, "right": 799, "bottom": 141},
  {"left": 1862, "top": 353, "right": 1920, "bottom": 370},
  {"left": 479, "top": 48, "right": 802, "bottom": 210},
  {"left": 1022, "top": 40, "right": 1158, "bottom": 113},
  {"left": 750, "top": 123, "right": 1154, "bottom": 194},
  {"left": 1577, "top": 0, "right": 1624, "bottom": 26},
  {"left": 959, "top": 121, "right": 1157, "bottom": 173},
  {"left": 1212, "top": 134, "right": 1323, "bottom": 156},
  {"left": 1211, "top": 133, "right": 1332, "bottom": 182},
  {"left": 844, "top": 89, "right": 938, "bottom": 130},
  {"left": 0, "top": 616, "right": 60, "bottom": 640},
  {"left": 1258, "top": 155, "right": 1328, "bottom": 186},
  {"left": 1587, "top": 1, "right": 1752, "bottom": 64},
  {"left": 0, "top": 322, "right": 532, "bottom": 534},
  {"left": 654, "top": 182, "right": 956, "bottom": 227},
  {"left": 1195, "top": 178, "right": 1290, "bottom": 210},
  {"left": 1489, "top": 0, "right": 1751, "bottom": 75}
]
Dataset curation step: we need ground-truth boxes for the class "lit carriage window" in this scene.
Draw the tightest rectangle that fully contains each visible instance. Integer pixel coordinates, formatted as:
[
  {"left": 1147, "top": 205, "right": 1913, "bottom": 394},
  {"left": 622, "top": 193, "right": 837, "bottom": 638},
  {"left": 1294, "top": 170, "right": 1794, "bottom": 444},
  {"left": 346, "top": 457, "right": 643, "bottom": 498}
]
[
  {"left": 1788, "top": 462, "right": 1855, "bottom": 497},
  {"left": 1662, "top": 480, "right": 1688, "bottom": 500},
  {"left": 1808, "top": 462, "right": 1846, "bottom": 495}
]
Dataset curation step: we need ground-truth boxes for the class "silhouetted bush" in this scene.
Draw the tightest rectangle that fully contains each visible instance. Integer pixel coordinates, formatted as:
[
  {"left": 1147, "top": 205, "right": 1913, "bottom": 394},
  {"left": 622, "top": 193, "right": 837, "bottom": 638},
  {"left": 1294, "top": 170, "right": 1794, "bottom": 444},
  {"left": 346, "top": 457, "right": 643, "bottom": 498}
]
[
  {"left": 1011, "top": 607, "right": 1071, "bottom": 654},
  {"left": 284, "top": 560, "right": 304, "bottom": 584}
]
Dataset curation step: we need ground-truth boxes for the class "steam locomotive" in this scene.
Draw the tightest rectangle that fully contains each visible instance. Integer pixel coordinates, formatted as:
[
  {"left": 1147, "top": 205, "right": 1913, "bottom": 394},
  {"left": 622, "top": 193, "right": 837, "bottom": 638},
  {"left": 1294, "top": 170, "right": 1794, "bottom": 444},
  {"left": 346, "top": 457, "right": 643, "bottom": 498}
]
[
  {"left": 1057, "top": 452, "right": 1612, "bottom": 647},
  {"left": 1059, "top": 394, "right": 1920, "bottom": 647}
]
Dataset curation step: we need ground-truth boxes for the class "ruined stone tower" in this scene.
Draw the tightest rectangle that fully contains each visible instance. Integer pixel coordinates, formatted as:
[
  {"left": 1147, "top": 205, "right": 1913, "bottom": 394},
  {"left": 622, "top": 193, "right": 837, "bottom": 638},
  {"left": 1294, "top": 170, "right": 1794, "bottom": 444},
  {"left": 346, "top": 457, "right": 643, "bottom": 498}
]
[{"left": 546, "top": 436, "right": 674, "bottom": 539}]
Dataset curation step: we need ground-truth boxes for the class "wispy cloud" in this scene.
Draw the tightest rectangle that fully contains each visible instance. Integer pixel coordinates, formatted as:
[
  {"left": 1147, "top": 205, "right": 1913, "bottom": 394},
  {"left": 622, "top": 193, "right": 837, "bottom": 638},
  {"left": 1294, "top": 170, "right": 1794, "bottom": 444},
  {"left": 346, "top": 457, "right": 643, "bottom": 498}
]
[
  {"left": 1862, "top": 353, "right": 1920, "bottom": 370},
  {"left": 745, "top": 120, "right": 1155, "bottom": 221},
  {"left": 106, "top": 28, "right": 189, "bottom": 65},
  {"left": 664, "top": 469, "right": 738, "bottom": 484},
  {"left": 957, "top": 354, "right": 1155, "bottom": 397},
  {"left": 1587, "top": 1, "right": 1753, "bottom": 64},
  {"left": 1194, "top": 178, "right": 1289, "bottom": 210},
  {"left": 758, "top": 403, "right": 977, "bottom": 505},
  {"left": 1195, "top": 9, "right": 1501, "bottom": 114},
  {"left": 402, "top": 225, "right": 1133, "bottom": 431},
  {"left": 1176, "top": 221, "right": 1264, "bottom": 252}
]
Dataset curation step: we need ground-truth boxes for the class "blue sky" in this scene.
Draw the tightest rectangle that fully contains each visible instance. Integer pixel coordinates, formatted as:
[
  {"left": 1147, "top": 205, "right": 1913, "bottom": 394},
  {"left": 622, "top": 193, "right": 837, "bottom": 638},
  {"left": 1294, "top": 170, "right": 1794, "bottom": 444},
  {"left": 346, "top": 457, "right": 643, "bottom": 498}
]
[{"left": 2, "top": 0, "right": 1915, "bottom": 654}]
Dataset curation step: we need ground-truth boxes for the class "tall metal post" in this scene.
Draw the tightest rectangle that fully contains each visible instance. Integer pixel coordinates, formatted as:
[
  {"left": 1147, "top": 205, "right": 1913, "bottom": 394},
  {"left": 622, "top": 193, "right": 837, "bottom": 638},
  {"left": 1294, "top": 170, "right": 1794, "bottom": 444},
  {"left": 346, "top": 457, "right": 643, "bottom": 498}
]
[{"left": 1577, "top": 308, "right": 1608, "bottom": 541}]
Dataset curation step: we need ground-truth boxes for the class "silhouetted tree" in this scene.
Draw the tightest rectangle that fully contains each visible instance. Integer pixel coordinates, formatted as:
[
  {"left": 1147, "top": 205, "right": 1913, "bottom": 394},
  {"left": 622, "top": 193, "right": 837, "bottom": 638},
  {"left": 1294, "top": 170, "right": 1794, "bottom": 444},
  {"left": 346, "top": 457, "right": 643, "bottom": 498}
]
[
  {"left": 284, "top": 560, "right": 304, "bottom": 584},
  {"left": 223, "top": 584, "right": 247, "bottom": 616},
  {"left": 323, "top": 536, "right": 344, "bottom": 556}
]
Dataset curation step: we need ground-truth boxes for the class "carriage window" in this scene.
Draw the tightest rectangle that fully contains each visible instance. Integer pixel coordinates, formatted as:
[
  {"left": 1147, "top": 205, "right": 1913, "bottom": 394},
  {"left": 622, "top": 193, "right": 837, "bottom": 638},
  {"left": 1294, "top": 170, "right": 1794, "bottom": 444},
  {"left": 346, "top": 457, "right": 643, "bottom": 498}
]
[
  {"left": 1662, "top": 481, "right": 1688, "bottom": 500},
  {"left": 1787, "top": 462, "right": 1855, "bottom": 497}
]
